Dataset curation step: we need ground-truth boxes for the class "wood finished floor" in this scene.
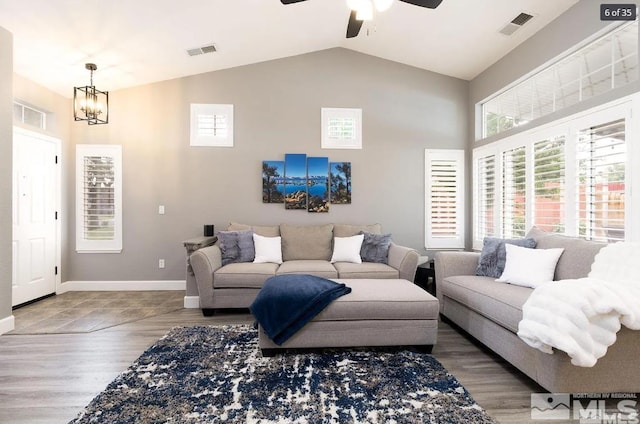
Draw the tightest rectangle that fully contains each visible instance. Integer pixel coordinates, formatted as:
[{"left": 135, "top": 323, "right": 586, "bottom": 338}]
[{"left": 0, "top": 291, "right": 545, "bottom": 424}]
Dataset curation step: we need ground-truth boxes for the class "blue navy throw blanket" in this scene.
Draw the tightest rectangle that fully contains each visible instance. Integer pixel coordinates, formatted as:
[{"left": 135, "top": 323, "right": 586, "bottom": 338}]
[{"left": 249, "top": 274, "right": 351, "bottom": 345}]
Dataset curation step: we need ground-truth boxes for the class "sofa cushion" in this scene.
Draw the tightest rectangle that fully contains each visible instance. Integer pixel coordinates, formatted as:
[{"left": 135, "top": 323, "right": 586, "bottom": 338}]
[
  {"left": 314, "top": 279, "right": 438, "bottom": 321},
  {"left": 333, "top": 223, "right": 382, "bottom": 237},
  {"left": 217, "top": 229, "right": 255, "bottom": 266},
  {"left": 476, "top": 236, "right": 536, "bottom": 278},
  {"left": 280, "top": 223, "right": 333, "bottom": 261},
  {"left": 276, "top": 260, "right": 338, "bottom": 279},
  {"left": 333, "top": 262, "right": 399, "bottom": 279},
  {"left": 228, "top": 222, "right": 280, "bottom": 237},
  {"left": 359, "top": 231, "right": 392, "bottom": 264},
  {"left": 441, "top": 275, "right": 532, "bottom": 333},
  {"left": 214, "top": 262, "right": 279, "bottom": 288},
  {"left": 526, "top": 227, "right": 606, "bottom": 280}
]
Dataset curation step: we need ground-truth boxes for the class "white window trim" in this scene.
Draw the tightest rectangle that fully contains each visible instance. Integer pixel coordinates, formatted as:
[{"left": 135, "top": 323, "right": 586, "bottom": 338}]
[
  {"left": 473, "top": 93, "right": 639, "bottom": 250},
  {"left": 425, "top": 149, "right": 465, "bottom": 250},
  {"left": 321, "top": 107, "right": 362, "bottom": 149},
  {"left": 190, "top": 103, "right": 234, "bottom": 147},
  {"left": 75, "top": 144, "right": 123, "bottom": 253}
]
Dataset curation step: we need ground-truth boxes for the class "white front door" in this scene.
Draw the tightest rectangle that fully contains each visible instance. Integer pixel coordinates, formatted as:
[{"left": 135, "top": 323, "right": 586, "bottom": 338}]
[{"left": 12, "top": 127, "right": 59, "bottom": 306}]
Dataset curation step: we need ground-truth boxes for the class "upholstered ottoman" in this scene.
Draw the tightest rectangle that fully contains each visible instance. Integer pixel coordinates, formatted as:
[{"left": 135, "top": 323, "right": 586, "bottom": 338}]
[{"left": 258, "top": 278, "right": 439, "bottom": 356}]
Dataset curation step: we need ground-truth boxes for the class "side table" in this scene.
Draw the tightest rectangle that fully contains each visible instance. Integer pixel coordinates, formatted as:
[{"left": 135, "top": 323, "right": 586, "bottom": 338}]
[
  {"left": 414, "top": 258, "right": 436, "bottom": 296},
  {"left": 183, "top": 236, "right": 218, "bottom": 302}
]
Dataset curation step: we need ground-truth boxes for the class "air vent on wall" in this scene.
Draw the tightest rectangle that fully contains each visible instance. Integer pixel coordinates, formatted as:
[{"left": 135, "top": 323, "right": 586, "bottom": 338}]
[
  {"left": 499, "top": 12, "right": 534, "bottom": 36},
  {"left": 187, "top": 44, "right": 217, "bottom": 56}
]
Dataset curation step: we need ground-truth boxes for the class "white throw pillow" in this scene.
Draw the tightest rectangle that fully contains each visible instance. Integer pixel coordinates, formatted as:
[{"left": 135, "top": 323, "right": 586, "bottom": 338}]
[
  {"left": 496, "top": 244, "right": 564, "bottom": 288},
  {"left": 252, "top": 234, "right": 283, "bottom": 264},
  {"left": 330, "top": 234, "right": 364, "bottom": 264}
]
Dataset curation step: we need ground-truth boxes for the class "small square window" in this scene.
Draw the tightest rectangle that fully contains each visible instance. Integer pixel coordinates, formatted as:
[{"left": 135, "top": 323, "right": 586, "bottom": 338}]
[
  {"left": 190, "top": 104, "right": 234, "bottom": 147},
  {"left": 321, "top": 108, "right": 362, "bottom": 149}
]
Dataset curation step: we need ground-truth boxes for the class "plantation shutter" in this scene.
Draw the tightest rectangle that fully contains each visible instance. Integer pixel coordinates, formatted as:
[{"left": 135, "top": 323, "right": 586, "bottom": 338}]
[
  {"left": 577, "top": 118, "right": 626, "bottom": 242},
  {"left": 533, "top": 136, "right": 565, "bottom": 233},
  {"left": 425, "top": 149, "right": 464, "bottom": 249},
  {"left": 502, "top": 147, "right": 526, "bottom": 238},
  {"left": 476, "top": 154, "right": 496, "bottom": 244},
  {"left": 76, "top": 144, "right": 122, "bottom": 253}
]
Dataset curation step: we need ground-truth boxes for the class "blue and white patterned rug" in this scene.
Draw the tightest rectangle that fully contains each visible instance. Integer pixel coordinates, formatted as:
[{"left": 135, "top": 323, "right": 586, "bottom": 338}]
[{"left": 70, "top": 325, "right": 496, "bottom": 423}]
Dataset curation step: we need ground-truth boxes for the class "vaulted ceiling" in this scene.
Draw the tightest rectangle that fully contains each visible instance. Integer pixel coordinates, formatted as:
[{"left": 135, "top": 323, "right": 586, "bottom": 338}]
[{"left": 0, "top": 0, "right": 578, "bottom": 98}]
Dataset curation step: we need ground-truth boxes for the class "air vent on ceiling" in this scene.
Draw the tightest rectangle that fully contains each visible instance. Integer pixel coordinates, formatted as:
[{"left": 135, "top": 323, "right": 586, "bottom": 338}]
[
  {"left": 187, "top": 44, "right": 217, "bottom": 57},
  {"left": 499, "top": 12, "right": 534, "bottom": 36}
]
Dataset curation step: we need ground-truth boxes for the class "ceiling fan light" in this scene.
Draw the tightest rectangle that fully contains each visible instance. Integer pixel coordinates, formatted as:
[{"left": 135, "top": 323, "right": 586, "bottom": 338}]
[
  {"left": 355, "top": 1, "right": 373, "bottom": 20},
  {"left": 373, "top": 0, "right": 393, "bottom": 12}
]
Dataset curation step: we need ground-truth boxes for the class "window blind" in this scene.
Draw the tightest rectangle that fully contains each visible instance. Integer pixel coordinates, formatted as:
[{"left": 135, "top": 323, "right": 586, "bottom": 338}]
[
  {"left": 533, "top": 136, "right": 565, "bottom": 233},
  {"left": 476, "top": 154, "right": 496, "bottom": 242},
  {"left": 502, "top": 147, "right": 526, "bottom": 238},
  {"left": 83, "top": 156, "right": 115, "bottom": 241},
  {"left": 577, "top": 118, "right": 626, "bottom": 242},
  {"left": 425, "top": 149, "right": 464, "bottom": 249}
]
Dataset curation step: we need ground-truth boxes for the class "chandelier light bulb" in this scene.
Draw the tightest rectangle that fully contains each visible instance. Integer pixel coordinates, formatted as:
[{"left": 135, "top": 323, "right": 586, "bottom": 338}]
[{"left": 373, "top": 0, "right": 393, "bottom": 12}]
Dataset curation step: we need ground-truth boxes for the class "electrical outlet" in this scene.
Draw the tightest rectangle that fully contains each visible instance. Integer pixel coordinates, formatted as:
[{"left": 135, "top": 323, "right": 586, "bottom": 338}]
[
  {"left": 159, "top": 259, "right": 165, "bottom": 269},
  {"left": 158, "top": 205, "right": 165, "bottom": 215}
]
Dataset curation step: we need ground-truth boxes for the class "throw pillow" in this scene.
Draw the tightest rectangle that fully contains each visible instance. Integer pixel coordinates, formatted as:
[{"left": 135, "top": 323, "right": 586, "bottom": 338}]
[
  {"left": 330, "top": 234, "right": 365, "bottom": 264},
  {"left": 253, "top": 234, "right": 283, "bottom": 264},
  {"left": 476, "top": 237, "right": 537, "bottom": 278},
  {"left": 496, "top": 244, "right": 565, "bottom": 288},
  {"left": 359, "top": 231, "right": 392, "bottom": 264},
  {"left": 217, "top": 229, "right": 255, "bottom": 266}
]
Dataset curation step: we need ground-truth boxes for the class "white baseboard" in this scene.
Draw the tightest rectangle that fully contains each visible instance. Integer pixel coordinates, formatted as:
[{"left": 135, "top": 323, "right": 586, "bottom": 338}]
[
  {"left": 0, "top": 315, "right": 15, "bottom": 335},
  {"left": 58, "top": 280, "right": 186, "bottom": 293},
  {"left": 184, "top": 296, "right": 200, "bottom": 309}
]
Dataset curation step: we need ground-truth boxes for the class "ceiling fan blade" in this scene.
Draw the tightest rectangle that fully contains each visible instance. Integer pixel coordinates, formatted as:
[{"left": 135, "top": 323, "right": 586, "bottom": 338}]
[
  {"left": 280, "top": 0, "right": 307, "bottom": 4},
  {"left": 398, "top": 0, "right": 443, "bottom": 8},
  {"left": 346, "top": 10, "right": 363, "bottom": 39}
]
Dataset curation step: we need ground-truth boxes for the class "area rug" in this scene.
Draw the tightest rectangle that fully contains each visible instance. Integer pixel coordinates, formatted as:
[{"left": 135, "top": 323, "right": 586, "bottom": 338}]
[{"left": 70, "top": 325, "right": 496, "bottom": 423}]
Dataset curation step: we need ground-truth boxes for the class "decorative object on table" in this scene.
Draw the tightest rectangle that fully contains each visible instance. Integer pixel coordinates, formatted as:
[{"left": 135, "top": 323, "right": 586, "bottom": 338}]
[
  {"left": 69, "top": 325, "right": 496, "bottom": 424},
  {"left": 203, "top": 224, "right": 214, "bottom": 237},
  {"left": 330, "top": 161, "right": 352, "bottom": 204},
  {"left": 306, "top": 156, "right": 329, "bottom": 213},
  {"left": 73, "top": 63, "right": 108, "bottom": 125},
  {"left": 284, "top": 153, "right": 308, "bottom": 210},
  {"left": 262, "top": 160, "right": 285, "bottom": 203}
]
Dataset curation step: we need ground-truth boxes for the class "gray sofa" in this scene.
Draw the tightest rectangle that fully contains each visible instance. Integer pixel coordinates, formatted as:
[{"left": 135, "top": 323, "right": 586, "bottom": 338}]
[
  {"left": 436, "top": 227, "right": 640, "bottom": 393},
  {"left": 191, "top": 223, "right": 419, "bottom": 315}
]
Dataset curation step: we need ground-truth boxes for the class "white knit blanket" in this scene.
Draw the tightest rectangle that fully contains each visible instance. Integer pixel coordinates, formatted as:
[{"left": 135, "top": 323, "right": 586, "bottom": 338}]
[{"left": 517, "top": 242, "right": 640, "bottom": 367}]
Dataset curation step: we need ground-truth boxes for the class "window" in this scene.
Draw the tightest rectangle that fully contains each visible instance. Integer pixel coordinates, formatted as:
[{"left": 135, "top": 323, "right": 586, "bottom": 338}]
[
  {"left": 13, "top": 101, "right": 46, "bottom": 129},
  {"left": 321, "top": 108, "right": 362, "bottom": 149},
  {"left": 76, "top": 144, "right": 122, "bottom": 253},
  {"left": 473, "top": 97, "right": 635, "bottom": 249},
  {"left": 190, "top": 104, "right": 234, "bottom": 147},
  {"left": 482, "top": 21, "right": 638, "bottom": 138},
  {"left": 577, "top": 119, "right": 626, "bottom": 242},
  {"left": 425, "top": 149, "right": 464, "bottom": 249}
]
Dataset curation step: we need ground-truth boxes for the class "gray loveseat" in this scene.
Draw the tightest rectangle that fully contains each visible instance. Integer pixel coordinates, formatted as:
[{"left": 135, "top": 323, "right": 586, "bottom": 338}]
[
  {"left": 191, "top": 223, "right": 419, "bottom": 316},
  {"left": 436, "top": 227, "right": 640, "bottom": 393}
]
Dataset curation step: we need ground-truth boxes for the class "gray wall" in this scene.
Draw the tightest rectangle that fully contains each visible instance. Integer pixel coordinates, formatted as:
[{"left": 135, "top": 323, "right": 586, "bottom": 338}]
[
  {"left": 0, "top": 26, "right": 13, "bottom": 322},
  {"left": 467, "top": 0, "right": 640, "bottom": 246},
  {"left": 69, "top": 47, "right": 468, "bottom": 281}
]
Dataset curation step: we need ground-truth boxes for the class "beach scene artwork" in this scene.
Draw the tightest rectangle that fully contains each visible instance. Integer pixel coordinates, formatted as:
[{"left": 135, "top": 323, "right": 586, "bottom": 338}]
[
  {"left": 284, "top": 153, "right": 308, "bottom": 210},
  {"left": 262, "top": 160, "right": 285, "bottom": 203},
  {"left": 307, "top": 157, "right": 330, "bottom": 213},
  {"left": 330, "top": 162, "right": 352, "bottom": 204}
]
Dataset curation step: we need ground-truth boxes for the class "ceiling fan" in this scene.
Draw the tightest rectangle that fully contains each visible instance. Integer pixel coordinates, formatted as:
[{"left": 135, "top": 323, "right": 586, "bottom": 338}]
[{"left": 280, "top": 0, "right": 443, "bottom": 38}]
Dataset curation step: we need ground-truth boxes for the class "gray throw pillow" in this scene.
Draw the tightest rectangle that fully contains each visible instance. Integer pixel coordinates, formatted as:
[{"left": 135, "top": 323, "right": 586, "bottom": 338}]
[
  {"left": 476, "top": 237, "right": 537, "bottom": 278},
  {"left": 359, "top": 231, "right": 392, "bottom": 264},
  {"left": 217, "top": 229, "right": 255, "bottom": 266}
]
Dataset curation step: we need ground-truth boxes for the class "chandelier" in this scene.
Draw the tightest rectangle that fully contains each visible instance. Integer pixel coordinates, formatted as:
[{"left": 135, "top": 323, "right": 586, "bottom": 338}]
[
  {"left": 347, "top": 0, "right": 393, "bottom": 20},
  {"left": 74, "top": 63, "right": 109, "bottom": 125}
]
